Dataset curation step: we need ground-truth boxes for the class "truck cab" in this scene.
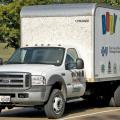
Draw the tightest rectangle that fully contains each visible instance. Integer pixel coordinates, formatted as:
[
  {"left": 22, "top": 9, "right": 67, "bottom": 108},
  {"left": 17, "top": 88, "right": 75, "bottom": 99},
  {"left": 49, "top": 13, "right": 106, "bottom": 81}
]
[{"left": 0, "top": 45, "right": 85, "bottom": 118}]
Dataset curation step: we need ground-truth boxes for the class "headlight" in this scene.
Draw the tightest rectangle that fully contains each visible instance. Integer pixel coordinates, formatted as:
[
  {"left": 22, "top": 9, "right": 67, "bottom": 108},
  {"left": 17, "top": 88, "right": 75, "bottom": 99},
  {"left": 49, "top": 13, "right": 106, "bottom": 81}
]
[{"left": 32, "top": 76, "right": 46, "bottom": 85}]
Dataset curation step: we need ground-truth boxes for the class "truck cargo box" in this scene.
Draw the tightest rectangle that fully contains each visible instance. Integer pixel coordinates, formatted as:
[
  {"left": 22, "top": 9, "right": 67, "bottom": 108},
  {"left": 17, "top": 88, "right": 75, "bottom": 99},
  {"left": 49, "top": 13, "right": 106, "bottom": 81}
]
[{"left": 20, "top": 4, "right": 120, "bottom": 82}]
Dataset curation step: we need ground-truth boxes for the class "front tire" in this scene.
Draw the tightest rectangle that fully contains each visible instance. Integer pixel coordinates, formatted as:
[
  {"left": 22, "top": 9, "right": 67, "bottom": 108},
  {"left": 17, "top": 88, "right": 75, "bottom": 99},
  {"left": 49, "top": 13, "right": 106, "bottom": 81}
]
[{"left": 44, "top": 89, "right": 65, "bottom": 119}]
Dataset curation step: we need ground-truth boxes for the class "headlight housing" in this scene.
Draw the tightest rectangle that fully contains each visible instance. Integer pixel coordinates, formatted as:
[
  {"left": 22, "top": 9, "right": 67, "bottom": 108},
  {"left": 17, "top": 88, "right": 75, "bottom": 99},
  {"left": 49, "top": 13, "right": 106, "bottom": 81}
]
[{"left": 32, "top": 75, "right": 46, "bottom": 85}]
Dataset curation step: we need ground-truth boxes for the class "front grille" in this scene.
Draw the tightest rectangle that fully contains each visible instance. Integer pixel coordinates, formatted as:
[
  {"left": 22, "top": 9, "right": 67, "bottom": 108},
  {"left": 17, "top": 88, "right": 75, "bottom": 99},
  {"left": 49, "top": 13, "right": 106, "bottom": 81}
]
[
  {"left": 0, "top": 75, "right": 23, "bottom": 78},
  {"left": 0, "top": 85, "right": 23, "bottom": 88},
  {"left": 0, "top": 72, "right": 31, "bottom": 89}
]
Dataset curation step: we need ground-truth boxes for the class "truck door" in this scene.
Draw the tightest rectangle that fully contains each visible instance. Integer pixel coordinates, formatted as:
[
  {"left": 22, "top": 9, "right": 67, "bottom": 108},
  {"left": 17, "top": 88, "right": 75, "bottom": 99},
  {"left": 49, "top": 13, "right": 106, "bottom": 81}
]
[{"left": 64, "top": 48, "right": 84, "bottom": 98}]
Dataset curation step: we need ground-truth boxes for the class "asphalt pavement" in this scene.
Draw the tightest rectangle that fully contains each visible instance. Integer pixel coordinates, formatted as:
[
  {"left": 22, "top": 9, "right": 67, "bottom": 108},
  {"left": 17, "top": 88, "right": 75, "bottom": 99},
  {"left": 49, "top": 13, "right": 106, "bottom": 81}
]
[{"left": 0, "top": 100, "right": 120, "bottom": 120}]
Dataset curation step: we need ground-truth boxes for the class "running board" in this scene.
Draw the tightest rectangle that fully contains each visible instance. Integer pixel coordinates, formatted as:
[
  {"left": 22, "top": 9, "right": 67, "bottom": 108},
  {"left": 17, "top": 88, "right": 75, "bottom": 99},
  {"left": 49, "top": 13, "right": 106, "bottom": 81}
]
[{"left": 67, "top": 97, "right": 84, "bottom": 103}]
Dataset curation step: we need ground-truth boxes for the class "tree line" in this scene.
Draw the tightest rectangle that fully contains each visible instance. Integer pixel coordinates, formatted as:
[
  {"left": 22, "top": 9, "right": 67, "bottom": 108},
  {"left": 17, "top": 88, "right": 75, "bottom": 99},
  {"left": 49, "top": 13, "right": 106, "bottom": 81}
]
[{"left": 0, "top": 0, "right": 120, "bottom": 49}]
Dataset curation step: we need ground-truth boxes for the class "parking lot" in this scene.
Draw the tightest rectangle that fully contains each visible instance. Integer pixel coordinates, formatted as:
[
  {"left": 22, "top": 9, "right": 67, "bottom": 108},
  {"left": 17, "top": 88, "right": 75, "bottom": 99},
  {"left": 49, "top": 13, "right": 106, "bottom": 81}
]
[{"left": 0, "top": 100, "right": 120, "bottom": 120}]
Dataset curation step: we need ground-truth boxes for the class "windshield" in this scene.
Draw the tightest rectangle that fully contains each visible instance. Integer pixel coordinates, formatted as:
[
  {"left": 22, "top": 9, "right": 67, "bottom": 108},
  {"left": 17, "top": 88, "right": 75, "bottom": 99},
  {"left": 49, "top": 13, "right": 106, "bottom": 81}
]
[{"left": 7, "top": 47, "right": 65, "bottom": 66}]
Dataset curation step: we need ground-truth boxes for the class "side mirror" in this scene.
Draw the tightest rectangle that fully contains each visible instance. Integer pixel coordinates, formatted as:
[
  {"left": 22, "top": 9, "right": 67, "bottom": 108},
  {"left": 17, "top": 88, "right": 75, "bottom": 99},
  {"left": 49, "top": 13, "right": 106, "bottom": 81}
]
[
  {"left": 0, "top": 58, "right": 3, "bottom": 65},
  {"left": 76, "top": 58, "right": 84, "bottom": 69}
]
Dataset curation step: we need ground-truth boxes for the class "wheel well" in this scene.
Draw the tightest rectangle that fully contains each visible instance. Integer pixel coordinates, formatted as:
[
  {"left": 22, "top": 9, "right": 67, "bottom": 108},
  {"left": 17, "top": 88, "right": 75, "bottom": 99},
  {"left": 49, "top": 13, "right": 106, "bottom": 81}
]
[
  {"left": 51, "top": 82, "right": 62, "bottom": 92},
  {"left": 49, "top": 82, "right": 66, "bottom": 101}
]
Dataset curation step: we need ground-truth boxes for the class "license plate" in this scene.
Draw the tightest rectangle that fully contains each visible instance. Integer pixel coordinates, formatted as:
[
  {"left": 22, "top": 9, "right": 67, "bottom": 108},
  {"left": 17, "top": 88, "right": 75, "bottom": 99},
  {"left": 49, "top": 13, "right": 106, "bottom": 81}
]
[{"left": 0, "top": 96, "right": 11, "bottom": 103}]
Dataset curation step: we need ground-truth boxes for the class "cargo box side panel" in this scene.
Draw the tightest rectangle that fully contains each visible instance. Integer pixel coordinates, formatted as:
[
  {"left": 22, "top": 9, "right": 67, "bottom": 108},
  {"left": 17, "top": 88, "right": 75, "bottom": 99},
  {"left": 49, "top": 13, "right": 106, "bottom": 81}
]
[
  {"left": 95, "top": 7, "right": 120, "bottom": 81},
  {"left": 21, "top": 16, "right": 91, "bottom": 47},
  {"left": 21, "top": 16, "right": 94, "bottom": 80}
]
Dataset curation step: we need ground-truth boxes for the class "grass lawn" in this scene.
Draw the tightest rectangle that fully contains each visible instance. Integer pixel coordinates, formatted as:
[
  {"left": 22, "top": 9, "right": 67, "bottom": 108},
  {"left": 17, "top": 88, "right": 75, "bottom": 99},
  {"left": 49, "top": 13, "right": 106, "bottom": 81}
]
[{"left": 0, "top": 43, "right": 14, "bottom": 62}]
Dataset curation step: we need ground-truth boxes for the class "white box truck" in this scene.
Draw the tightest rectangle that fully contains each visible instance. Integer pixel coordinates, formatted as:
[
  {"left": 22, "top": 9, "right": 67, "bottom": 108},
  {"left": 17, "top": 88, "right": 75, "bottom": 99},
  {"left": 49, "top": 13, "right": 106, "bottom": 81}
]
[{"left": 0, "top": 3, "right": 120, "bottom": 119}]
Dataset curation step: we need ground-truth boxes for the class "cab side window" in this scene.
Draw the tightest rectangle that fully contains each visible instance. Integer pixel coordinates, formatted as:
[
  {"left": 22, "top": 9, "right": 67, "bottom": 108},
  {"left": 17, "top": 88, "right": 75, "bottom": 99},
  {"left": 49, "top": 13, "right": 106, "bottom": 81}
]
[{"left": 65, "top": 48, "right": 78, "bottom": 70}]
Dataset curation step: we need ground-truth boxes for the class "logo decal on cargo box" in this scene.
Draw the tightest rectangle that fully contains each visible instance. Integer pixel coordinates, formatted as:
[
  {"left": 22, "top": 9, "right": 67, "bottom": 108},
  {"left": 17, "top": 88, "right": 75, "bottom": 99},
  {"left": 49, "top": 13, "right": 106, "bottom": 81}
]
[
  {"left": 108, "top": 61, "right": 111, "bottom": 74},
  {"left": 101, "top": 64, "right": 105, "bottom": 73},
  {"left": 102, "top": 12, "right": 117, "bottom": 35},
  {"left": 113, "top": 63, "right": 117, "bottom": 74},
  {"left": 101, "top": 46, "right": 108, "bottom": 56}
]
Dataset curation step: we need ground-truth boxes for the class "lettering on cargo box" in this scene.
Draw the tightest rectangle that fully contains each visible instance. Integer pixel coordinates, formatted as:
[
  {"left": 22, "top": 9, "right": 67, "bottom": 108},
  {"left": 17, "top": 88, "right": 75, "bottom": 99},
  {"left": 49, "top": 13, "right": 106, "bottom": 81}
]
[
  {"left": 75, "top": 19, "right": 89, "bottom": 23},
  {"left": 109, "top": 46, "right": 120, "bottom": 54},
  {"left": 101, "top": 46, "right": 120, "bottom": 57}
]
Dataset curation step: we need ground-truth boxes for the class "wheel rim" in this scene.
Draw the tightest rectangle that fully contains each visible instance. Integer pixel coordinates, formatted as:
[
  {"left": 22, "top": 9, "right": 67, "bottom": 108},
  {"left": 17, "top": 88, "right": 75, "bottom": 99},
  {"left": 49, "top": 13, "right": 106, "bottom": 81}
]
[{"left": 53, "top": 95, "right": 64, "bottom": 114}]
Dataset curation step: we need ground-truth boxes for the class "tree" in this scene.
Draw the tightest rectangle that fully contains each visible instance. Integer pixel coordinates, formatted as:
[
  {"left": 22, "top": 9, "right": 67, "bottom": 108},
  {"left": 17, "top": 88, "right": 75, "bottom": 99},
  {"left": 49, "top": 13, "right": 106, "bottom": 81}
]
[
  {"left": 0, "top": 1, "right": 21, "bottom": 49},
  {"left": 0, "top": 0, "right": 51, "bottom": 49},
  {"left": 0, "top": 0, "right": 120, "bottom": 49}
]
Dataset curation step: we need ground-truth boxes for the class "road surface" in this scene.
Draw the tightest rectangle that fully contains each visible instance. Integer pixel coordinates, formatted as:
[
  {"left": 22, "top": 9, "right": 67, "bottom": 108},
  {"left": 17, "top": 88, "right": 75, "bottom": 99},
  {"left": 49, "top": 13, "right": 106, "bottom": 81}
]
[{"left": 0, "top": 100, "right": 120, "bottom": 120}]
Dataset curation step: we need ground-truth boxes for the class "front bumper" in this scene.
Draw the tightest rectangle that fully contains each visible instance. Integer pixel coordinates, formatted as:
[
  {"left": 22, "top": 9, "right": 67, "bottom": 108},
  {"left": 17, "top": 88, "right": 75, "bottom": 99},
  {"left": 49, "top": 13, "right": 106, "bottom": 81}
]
[{"left": 0, "top": 86, "right": 51, "bottom": 106}]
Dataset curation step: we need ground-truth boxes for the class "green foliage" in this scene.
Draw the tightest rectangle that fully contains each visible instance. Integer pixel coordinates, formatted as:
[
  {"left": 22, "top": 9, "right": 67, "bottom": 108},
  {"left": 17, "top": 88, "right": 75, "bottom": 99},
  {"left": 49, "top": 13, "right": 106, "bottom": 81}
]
[
  {"left": 0, "top": 0, "right": 52, "bottom": 49},
  {"left": 0, "top": 0, "right": 120, "bottom": 49},
  {"left": 0, "top": 43, "right": 14, "bottom": 61},
  {"left": 0, "top": 1, "right": 20, "bottom": 49}
]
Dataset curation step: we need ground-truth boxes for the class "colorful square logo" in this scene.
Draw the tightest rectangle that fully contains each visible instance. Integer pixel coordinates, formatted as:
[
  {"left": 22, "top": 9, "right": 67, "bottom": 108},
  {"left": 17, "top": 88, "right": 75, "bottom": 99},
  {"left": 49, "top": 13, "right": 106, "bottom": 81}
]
[{"left": 102, "top": 12, "right": 117, "bottom": 35}]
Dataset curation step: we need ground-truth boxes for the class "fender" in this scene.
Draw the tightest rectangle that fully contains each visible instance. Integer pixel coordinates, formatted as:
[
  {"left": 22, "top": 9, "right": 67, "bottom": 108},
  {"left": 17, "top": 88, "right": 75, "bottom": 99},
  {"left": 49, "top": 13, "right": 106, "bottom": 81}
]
[
  {"left": 47, "top": 74, "right": 65, "bottom": 85},
  {"left": 47, "top": 74, "right": 67, "bottom": 100}
]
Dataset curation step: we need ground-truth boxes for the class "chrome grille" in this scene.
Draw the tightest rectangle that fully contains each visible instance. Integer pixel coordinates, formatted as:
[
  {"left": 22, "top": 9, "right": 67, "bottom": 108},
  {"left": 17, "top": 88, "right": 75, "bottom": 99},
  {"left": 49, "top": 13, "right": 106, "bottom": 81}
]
[{"left": 0, "top": 73, "right": 31, "bottom": 89}]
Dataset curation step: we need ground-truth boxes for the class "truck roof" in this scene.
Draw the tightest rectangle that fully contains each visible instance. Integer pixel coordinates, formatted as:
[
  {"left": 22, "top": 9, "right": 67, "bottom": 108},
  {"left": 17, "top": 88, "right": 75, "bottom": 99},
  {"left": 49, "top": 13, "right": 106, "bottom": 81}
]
[{"left": 20, "top": 3, "right": 97, "bottom": 17}]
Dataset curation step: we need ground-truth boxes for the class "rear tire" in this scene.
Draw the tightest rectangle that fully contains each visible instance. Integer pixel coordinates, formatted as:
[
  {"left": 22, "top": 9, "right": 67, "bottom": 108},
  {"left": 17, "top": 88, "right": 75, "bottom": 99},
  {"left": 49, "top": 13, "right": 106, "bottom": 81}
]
[
  {"left": 44, "top": 89, "right": 65, "bottom": 119},
  {"left": 109, "top": 97, "right": 116, "bottom": 107},
  {"left": 113, "top": 86, "right": 120, "bottom": 107}
]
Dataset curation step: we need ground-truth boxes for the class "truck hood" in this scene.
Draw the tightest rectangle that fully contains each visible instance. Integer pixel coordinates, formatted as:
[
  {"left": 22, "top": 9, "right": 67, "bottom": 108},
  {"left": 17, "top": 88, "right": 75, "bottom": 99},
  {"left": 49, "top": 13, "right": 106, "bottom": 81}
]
[{"left": 0, "top": 64, "right": 57, "bottom": 75}]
